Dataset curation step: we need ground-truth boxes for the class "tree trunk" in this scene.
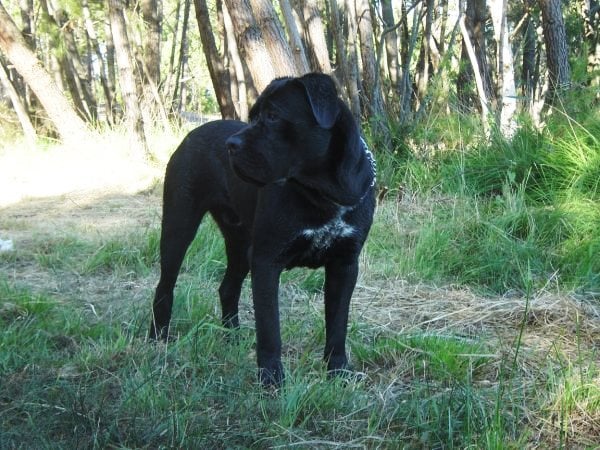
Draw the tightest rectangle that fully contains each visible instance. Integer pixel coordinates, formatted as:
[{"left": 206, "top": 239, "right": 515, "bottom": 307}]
[
  {"left": 82, "top": 0, "right": 114, "bottom": 124},
  {"left": 416, "top": 0, "right": 435, "bottom": 104},
  {"left": 466, "top": 0, "right": 494, "bottom": 102},
  {"left": 223, "top": 0, "right": 276, "bottom": 92},
  {"left": 521, "top": 4, "right": 536, "bottom": 107},
  {"left": 107, "top": 0, "right": 149, "bottom": 156},
  {"left": 355, "top": 0, "right": 385, "bottom": 117},
  {"left": 279, "top": 0, "right": 310, "bottom": 73},
  {"left": 296, "top": 0, "right": 332, "bottom": 73},
  {"left": 0, "top": 0, "right": 89, "bottom": 143},
  {"left": 398, "top": 0, "right": 419, "bottom": 120},
  {"left": 345, "top": 0, "right": 361, "bottom": 119},
  {"left": 460, "top": 11, "right": 491, "bottom": 133},
  {"left": 223, "top": 0, "right": 249, "bottom": 120},
  {"left": 0, "top": 57, "right": 36, "bottom": 143},
  {"left": 249, "top": 0, "right": 300, "bottom": 77},
  {"left": 539, "top": 0, "right": 571, "bottom": 103},
  {"left": 141, "top": 0, "right": 161, "bottom": 86},
  {"left": 381, "top": 0, "right": 400, "bottom": 93},
  {"left": 40, "top": 0, "right": 97, "bottom": 122},
  {"left": 193, "top": 0, "right": 236, "bottom": 118},
  {"left": 489, "top": 0, "right": 517, "bottom": 138},
  {"left": 102, "top": 18, "right": 119, "bottom": 123},
  {"left": 584, "top": 0, "right": 599, "bottom": 85},
  {"left": 173, "top": 0, "right": 190, "bottom": 113}
]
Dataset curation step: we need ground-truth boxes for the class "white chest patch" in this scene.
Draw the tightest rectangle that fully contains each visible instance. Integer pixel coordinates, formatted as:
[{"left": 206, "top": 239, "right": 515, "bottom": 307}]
[{"left": 301, "top": 209, "right": 355, "bottom": 250}]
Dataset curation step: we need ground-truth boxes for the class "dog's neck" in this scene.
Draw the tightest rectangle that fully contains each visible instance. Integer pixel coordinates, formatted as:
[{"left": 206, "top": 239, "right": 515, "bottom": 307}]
[{"left": 287, "top": 137, "right": 376, "bottom": 211}]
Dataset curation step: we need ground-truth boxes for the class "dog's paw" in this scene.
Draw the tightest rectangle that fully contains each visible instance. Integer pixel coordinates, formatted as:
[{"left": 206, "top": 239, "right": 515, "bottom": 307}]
[
  {"left": 148, "top": 323, "right": 173, "bottom": 342},
  {"left": 258, "top": 362, "right": 285, "bottom": 388},
  {"left": 326, "top": 355, "right": 364, "bottom": 383}
]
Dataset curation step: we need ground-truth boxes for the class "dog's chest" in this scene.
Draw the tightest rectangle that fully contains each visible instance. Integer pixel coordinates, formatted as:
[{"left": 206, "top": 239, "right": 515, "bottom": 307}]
[
  {"left": 296, "top": 207, "right": 356, "bottom": 258},
  {"left": 302, "top": 215, "right": 354, "bottom": 250}
]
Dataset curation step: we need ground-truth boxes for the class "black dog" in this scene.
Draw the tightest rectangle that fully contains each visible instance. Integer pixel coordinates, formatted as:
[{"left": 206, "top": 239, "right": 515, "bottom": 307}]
[{"left": 150, "top": 73, "right": 376, "bottom": 386}]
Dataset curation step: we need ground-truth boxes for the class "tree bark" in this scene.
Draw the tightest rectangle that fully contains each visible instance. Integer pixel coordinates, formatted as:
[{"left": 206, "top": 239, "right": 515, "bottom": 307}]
[
  {"left": 460, "top": 12, "right": 491, "bottom": 133},
  {"left": 521, "top": 4, "right": 536, "bottom": 106},
  {"left": 0, "top": 0, "right": 89, "bottom": 143},
  {"left": 355, "top": 0, "right": 386, "bottom": 118},
  {"left": 489, "top": 0, "right": 517, "bottom": 138},
  {"left": 295, "top": 0, "right": 332, "bottom": 73},
  {"left": 279, "top": 0, "right": 310, "bottom": 73},
  {"left": 108, "top": 0, "right": 149, "bottom": 156},
  {"left": 583, "top": 0, "right": 600, "bottom": 85},
  {"left": 416, "top": 0, "right": 435, "bottom": 104},
  {"left": 82, "top": 0, "right": 114, "bottom": 124},
  {"left": 141, "top": 0, "right": 161, "bottom": 86},
  {"left": 381, "top": 0, "right": 400, "bottom": 93},
  {"left": 539, "top": 0, "right": 571, "bottom": 103},
  {"left": 0, "top": 57, "right": 36, "bottom": 143},
  {"left": 40, "top": 0, "right": 97, "bottom": 122},
  {"left": 465, "top": 0, "right": 493, "bottom": 102},
  {"left": 249, "top": 0, "right": 300, "bottom": 77},
  {"left": 193, "top": 0, "right": 236, "bottom": 118},
  {"left": 223, "top": 0, "right": 248, "bottom": 120},
  {"left": 173, "top": 0, "right": 190, "bottom": 112},
  {"left": 223, "top": 0, "right": 276, "bottom": 92}
]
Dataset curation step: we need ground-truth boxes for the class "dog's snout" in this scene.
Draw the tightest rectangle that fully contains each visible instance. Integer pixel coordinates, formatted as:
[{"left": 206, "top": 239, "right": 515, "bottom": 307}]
[{"left": 226, "top": 135, "right": 242, "bottom": 154}]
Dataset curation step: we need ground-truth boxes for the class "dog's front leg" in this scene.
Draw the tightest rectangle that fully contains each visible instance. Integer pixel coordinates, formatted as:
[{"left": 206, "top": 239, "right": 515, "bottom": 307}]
[
  {"left": 251, "top": 261, "right": 284, "bottom": 387},
  {"left": 324, "top": 259, "right": 359, "bottom": 376}
]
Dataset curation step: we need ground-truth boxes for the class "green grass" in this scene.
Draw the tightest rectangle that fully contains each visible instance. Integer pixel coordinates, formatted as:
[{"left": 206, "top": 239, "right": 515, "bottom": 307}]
[{"left": 2, "top": 108, "right": 600, "bottom": 447}]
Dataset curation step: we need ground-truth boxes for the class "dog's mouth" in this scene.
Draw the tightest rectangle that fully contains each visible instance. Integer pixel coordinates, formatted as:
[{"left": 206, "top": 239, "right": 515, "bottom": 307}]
[
  {"left": 231, "top": 161, "right": 288, "bottom": 187},
  {"left": 230, "top": 160, "right": 268, "bottom": 186}
]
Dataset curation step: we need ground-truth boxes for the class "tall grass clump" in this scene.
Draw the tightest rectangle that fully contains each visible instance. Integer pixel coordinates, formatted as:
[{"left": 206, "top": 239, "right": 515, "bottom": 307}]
[{"left": 371, "top": 109, "right": 600, "bottom": 293}]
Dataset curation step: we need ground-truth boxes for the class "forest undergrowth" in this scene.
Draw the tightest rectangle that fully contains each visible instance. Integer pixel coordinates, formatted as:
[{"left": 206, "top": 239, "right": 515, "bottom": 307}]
[{"left": 1, "top": 107, "right": 599, "bottom": 448}]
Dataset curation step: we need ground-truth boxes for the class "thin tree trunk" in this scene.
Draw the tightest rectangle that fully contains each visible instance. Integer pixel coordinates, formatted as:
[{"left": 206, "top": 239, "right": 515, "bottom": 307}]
[
  {"left": 381, "top": 0, "right": 400, "bottom": 93},
  {"left": 141, "top": 0, "right": 161, "bottom": 86},
  {"left": 279, "top": 0, "right": 310, "bottom": 73},
  {"left": 193, "top": 0, "right": 236, "bottom": 118},
  {"left": 345, "top": 0, "right": 361, "bottom": 119},
  {"left": 460, "top": 12, "right": 491, "bottom": 133},
  {"left": 466, "top": 0, "right": 494, "bottom": 102},
  {"left": 521, "top": 5, "right": 536, "bottom": 107},
  {"left": 416, "top": 0, "right": 434, "bottom": 104},
  {"left": 583, "top": 0, "right": 600, "bottom": 86},
  {"left": 295, "top": 0, "right": 332, "bottom": 73},
  {"left": 355, "top": 0, "right": 386, "bottom": 115},
  {"left": 0, "top": 58, "right": 36, "bottom": 143},
  {"left": 0, "top": 0, "right": 89, "bottom": 143},
  {"left": 173, "top": 0, "right": 190, "bottom": 113},
  {"left": 398, "top": 1, "right": 420, "bottom": 121},
  {"left": 539, "top": 0, "right": 571, "bottom": 104},
  {"left": 223, "top": 0, "right": 248, "bottom": 120},
  {"left": 82, "top": 0, "right": 114, "bottom": 124},
  {"left": 490, "top": 0, "right": 517, "bottom": 138},
  {"left": 104, "top": 18, "right": 118, "bottom": 120},
  {"left": 108, "top": 0, "right": 149, "bottom": 156}
]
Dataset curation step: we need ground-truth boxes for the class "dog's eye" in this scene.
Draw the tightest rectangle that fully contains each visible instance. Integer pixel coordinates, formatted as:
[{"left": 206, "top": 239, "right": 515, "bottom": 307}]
[{"left": 264, "top": 110, "right": 278, "bottom": 123}]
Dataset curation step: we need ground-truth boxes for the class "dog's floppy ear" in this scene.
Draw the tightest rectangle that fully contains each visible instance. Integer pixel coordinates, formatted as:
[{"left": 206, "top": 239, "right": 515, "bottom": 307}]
[{"left": 296, "top": 73, "right": 340, "bottom": 129}]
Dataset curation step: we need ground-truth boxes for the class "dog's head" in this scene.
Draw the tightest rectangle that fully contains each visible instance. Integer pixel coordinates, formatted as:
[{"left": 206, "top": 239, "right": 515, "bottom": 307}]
[{"left": 226, "top": 73, "right": 375, "bottom": 206}]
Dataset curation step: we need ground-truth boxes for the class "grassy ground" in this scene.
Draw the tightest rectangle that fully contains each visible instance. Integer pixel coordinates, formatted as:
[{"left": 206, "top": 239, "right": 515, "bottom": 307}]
[{"left": 1, "top": 127, "right": 599, "bottom": 448}]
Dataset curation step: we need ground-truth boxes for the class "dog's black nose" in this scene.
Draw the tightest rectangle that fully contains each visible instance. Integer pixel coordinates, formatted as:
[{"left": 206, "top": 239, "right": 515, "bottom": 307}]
[{"left": 226, "top": 135, "right": 242, "bottom": 154}]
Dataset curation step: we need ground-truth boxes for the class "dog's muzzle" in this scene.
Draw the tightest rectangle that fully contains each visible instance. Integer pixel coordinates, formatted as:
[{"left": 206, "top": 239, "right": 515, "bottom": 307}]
[{"left": 226, "top": 134, "right": 242, "bottom": 156}]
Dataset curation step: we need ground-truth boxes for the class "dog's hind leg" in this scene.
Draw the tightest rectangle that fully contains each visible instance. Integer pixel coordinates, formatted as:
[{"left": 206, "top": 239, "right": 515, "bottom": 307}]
[
  {"left": 212, "top": 210, "right": 250, "bottom": 329},
  {"left": 150, "top": 192, "right": 206, "bottom": 341}
]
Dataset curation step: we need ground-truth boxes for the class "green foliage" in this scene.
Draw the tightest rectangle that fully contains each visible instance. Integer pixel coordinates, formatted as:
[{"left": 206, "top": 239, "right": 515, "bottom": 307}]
[{"left": 368, "top": 102, "right": 600, "bottom": 293}]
